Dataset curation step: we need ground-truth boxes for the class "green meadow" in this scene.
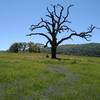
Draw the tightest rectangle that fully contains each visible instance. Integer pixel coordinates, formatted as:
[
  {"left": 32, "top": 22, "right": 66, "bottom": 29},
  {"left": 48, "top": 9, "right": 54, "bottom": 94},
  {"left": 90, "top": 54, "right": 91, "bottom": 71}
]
[{"left": 0, "top": 53, "right": 100, "bottom": 100}]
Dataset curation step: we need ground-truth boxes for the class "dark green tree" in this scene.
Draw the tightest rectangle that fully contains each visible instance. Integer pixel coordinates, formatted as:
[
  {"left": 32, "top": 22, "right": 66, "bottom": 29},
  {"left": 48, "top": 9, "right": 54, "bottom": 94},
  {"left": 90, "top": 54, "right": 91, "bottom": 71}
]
[
  {"left": 28, "top": 42, "right": 35, "bottom": 52},
  {"left": 9, "top": 42, "right": 41, "bottom": 53},
  {"left": 9, "top": 43, "right": 19, "bottom": 53}
]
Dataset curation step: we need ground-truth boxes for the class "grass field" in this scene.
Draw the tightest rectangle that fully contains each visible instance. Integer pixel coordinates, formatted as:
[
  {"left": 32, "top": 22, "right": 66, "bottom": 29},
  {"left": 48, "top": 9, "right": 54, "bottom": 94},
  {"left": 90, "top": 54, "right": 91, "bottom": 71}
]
[{"left": 0, "top": 53, "right": 100, "bottom": 100}]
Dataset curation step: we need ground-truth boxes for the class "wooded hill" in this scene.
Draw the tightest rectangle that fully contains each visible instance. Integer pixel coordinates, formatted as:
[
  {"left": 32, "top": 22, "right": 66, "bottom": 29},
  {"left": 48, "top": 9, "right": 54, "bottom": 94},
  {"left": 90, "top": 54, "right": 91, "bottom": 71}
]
[{"left": 42, "top": 43, "right": 100, "bottom": 57}]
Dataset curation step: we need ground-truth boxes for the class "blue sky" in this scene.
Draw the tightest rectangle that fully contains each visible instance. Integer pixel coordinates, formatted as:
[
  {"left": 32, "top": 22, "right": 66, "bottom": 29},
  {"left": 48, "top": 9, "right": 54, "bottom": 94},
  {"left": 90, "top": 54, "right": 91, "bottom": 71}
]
[{"left": 0, "top": 0, "right": 100, "bottom": 50}]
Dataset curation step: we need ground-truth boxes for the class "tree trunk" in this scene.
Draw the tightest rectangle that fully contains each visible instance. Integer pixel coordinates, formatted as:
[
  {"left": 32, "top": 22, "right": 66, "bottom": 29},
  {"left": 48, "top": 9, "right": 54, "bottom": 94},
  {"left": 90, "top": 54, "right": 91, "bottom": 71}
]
[{"left": 51, "top": 45, "right": 57, "bottom": 59}]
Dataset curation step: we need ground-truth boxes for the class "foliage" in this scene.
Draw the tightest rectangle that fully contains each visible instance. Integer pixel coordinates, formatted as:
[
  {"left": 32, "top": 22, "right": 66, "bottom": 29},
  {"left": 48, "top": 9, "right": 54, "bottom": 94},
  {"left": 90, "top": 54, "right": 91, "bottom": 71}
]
[
  {"left": 28, "top": 42, "right": 40, "bottom": 53},
  {"left": 9, "top": 43, "right": 19, "bottom": 53},
  {"left": 9, "top": 42, "right": 41, "bottom": 53}
]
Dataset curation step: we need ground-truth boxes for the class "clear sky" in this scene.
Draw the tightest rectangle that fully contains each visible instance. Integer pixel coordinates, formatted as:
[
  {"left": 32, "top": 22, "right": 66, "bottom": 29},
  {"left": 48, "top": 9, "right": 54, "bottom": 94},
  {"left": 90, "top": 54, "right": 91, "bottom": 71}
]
[{"left": 0, "top": 0, "right": 100, "bottom": 50}]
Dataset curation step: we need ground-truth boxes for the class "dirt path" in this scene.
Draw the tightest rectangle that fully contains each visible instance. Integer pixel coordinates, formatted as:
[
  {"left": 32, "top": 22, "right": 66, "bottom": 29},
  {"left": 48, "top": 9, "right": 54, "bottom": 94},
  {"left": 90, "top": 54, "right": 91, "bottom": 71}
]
[
  {"left": 48, "top": 64, "right": 79, "bottom": 82},
  {"left": 42, "top": 64, "right": 79, "bottom": 98}
]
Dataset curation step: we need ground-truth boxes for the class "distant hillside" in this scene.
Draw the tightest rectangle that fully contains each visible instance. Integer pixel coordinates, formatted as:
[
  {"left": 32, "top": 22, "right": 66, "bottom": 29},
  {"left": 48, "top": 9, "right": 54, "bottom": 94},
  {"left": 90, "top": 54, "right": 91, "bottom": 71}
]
[{"left": 41, "top": 43, "right": 100, "bottom": 57}]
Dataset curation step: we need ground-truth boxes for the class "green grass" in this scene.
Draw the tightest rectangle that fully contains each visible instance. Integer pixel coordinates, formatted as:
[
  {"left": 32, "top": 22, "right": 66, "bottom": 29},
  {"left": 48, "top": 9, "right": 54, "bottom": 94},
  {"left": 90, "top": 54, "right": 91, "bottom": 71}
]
[{"left": 0, "top": 53, "right": 100, "bottom": 100}]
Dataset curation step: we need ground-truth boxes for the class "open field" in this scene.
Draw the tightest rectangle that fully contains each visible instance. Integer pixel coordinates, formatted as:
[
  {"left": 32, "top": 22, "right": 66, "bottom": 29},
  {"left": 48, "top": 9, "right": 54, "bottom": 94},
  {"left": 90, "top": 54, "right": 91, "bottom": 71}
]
[{"left": 0, "top": 53, "right": 100, "bottom": 100}]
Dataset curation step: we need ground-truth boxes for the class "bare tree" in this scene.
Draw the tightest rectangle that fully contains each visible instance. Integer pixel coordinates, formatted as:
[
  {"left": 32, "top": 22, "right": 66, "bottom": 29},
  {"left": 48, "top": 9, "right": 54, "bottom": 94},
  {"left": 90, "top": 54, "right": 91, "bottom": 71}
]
[{"left": 27, "top": 4, "right": 99, "bottom": 59}]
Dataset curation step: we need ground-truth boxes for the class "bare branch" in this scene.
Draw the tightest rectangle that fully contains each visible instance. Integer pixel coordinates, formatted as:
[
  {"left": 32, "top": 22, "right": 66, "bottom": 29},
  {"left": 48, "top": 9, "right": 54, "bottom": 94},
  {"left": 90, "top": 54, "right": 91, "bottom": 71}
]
[
  {"left": 30, "top": 18, "right": 53, "bottom": 36},
  {"left": 30, "top": 21, "right": 43, "bottom": 31},
  {"left": 45, "top": 4, "right": 74, "bottom": 36},
  {"left": 53, "top": 4, "right": 74, "bottom": 35},
  {"left": 46, "top": 6, "right": 58, "bottom": 33},
  {"left": 50, "top": 4, "right": 59, "bottom": 19},
  {"left": 44, "top": 41, "right": 50, "bottom": 48},
  {"left": 55, "top": 4, "right": 64, "bottom": 34},
  {"left": 57, "top": 25, "right": 98, "bottom": 45},
  {"left": 40, "top": 18, "right": 52, "bottom": 33},
  {"left": 78, "top": 25, "right": 100, "bottom": 41},
  {"left": 46, "top": 7, "right": 54, "bottom": 20},
  {"left": 60, "top": 4, "right": 74, "bottom": 25},
  {"left": 66, "top": 4, "right": 74, "bottom": 18},
  {"left": 26, "top": 33, "right": 52, "bottom": 44},
  {"left": 57, "top": 4, "right": 64, "bottom": 17},
  {"left": 57, "top": 31, "right": 77, "bottom": 45}
]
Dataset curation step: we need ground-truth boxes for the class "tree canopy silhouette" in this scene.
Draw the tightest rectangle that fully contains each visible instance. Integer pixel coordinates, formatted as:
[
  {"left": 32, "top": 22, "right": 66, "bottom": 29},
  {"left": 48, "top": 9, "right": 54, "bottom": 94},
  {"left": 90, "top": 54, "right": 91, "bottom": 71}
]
[{"left": 27, "top": 4, "right": 99, "bottom": 59}]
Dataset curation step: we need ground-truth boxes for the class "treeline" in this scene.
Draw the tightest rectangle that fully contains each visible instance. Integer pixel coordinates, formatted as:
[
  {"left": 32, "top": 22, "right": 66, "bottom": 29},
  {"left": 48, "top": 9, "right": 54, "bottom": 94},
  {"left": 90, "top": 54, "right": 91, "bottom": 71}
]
[
  {"left": 57, "top": 43, "right": 100, "bottom": 57},
  {"left": 8, "top": 42, "right": 44, "bottom": 53},
  {"left": 42, "top": 43, "right": 100, "bottom": 57},
  {"left": 8, "top": 42, "right": 100, "bottom": 57}
]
